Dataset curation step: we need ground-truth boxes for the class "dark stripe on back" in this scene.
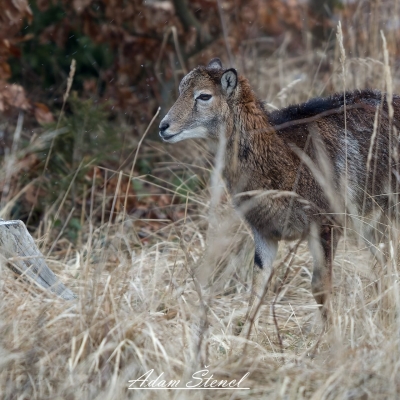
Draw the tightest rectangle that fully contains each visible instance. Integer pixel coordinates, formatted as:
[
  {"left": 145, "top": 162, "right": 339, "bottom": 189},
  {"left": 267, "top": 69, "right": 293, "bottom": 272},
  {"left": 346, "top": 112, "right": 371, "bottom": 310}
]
[{"left": 267, "top": 89, "right": 383, "bottom": 127}]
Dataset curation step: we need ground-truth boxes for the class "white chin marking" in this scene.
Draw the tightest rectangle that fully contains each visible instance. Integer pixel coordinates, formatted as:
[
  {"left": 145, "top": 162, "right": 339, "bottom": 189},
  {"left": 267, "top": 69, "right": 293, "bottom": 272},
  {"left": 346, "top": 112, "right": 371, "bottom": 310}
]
[{"left": 165, "top": 127, "right": 208, "bottom": 143}]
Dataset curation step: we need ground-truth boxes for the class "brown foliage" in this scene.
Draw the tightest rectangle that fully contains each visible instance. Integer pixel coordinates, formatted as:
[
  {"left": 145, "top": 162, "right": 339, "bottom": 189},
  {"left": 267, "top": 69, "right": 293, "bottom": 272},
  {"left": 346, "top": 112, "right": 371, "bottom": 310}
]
[
  {"left": 0, "top": 0, "right": 32, "bottom": 113},
  {"left": 0, "top": 0, "right": 316, "bottom": 125},
  {"left": 1, "top": 0, "right": 397, "bottom": 127}
]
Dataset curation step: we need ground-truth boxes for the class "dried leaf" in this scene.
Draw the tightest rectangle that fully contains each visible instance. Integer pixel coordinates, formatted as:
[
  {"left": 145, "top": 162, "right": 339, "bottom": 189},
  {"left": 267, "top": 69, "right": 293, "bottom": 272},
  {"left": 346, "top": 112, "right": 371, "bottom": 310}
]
[
  {"left": 0, "top": 62, "right": 11, "bottom": 80},
  {"left": 72, "top": 0, "right": 92, "bottom": 14},
  {"left": 0, "top": 81, "right": 30, "bottom": 111},
  {"left": 34, "top": 102, "right": 54, "bottom": 124}
]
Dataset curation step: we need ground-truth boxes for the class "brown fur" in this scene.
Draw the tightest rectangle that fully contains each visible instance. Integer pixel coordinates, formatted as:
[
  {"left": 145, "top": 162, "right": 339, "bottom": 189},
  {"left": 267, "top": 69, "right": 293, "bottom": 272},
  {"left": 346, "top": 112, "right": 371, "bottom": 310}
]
[{"left": 159, "top": 58, "right": 400, "bottom": 330}]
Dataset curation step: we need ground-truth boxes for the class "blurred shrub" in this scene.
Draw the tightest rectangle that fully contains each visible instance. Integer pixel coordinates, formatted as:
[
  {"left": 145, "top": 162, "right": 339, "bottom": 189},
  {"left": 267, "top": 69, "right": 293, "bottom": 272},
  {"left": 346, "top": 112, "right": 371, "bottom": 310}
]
[
  {"left": 3, "top": 0, "right": 400, "bottom": 134},
  {"left": 0, "top": 0, "right": 32, "bottom": 112},
  {"left": 1, "top": 0, "right": 341, "bottom": 128}
]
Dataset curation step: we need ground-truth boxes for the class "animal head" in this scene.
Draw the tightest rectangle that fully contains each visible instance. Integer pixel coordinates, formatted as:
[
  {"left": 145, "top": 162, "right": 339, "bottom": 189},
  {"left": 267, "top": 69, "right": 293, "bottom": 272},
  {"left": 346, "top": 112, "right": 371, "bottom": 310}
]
[{"left": 159, "top": 58, "right": 239, "bottom": 143}]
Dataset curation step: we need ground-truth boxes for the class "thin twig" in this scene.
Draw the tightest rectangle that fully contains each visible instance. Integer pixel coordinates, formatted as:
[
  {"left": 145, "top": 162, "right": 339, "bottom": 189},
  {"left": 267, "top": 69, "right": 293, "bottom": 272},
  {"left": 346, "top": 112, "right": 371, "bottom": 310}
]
[
  {"left": 122, "top": 107, "right": 160, "bottom": 221},
  {"left": 27, "top": 59, "right": 76, "bottom": 227},
  {"left": 242, "top": 239, "right": 302, "bottom": 356},
  {"left": 216, "top": 0, "right": 234, "bottom": 66}
]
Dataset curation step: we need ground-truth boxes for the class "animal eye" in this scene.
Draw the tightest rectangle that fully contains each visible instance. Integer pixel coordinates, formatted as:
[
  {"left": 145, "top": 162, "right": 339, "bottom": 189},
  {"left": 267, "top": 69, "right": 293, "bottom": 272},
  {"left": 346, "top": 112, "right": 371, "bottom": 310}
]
[{"left": 196, "top": 94, "right": 212, "bottom": 101}]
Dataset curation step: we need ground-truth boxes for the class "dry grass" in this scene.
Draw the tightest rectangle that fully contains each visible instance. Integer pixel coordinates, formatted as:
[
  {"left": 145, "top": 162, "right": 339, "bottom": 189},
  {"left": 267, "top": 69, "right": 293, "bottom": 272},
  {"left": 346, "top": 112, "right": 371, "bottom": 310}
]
[{"left": 2, "top": 13, "right": 400, "bottom": 400}]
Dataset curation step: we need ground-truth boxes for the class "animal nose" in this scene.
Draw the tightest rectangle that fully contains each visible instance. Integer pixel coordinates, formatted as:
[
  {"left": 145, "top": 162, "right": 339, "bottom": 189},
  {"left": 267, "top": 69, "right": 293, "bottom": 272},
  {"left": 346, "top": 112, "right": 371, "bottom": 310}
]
[{"left": 159, "top": 121, "right": 170, "bottom": 134}]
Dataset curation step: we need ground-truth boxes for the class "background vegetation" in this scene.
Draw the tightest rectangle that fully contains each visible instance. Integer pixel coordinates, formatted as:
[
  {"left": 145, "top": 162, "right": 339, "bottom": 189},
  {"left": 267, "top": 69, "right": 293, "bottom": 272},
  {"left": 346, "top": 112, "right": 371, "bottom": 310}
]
[{"left": 1, "top": 0, "right": 400, "bottom": 398}]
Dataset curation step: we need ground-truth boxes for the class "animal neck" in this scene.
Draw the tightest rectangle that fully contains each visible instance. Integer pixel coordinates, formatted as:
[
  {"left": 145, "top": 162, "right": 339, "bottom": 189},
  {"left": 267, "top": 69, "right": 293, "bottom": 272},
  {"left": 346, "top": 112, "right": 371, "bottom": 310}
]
[
  {"left": 221, "top": 77, "right": 295, "bottom": 195},
  {"left": 223, "top": 78, "right": 274, "bottom": 185},
  {"left": 234, "top": 76, "right": 272, "bottom": 138}
]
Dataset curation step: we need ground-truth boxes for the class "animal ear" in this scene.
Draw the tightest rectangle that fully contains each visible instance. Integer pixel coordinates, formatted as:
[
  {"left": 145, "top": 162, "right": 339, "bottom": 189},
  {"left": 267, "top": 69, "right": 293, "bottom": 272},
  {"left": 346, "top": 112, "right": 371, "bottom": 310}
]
[
  {"left": 221, "top": 68, "right": 237, "bottom": 96},
  {"left": 207, "top": 58, "right": 223, "bottom": 70}
]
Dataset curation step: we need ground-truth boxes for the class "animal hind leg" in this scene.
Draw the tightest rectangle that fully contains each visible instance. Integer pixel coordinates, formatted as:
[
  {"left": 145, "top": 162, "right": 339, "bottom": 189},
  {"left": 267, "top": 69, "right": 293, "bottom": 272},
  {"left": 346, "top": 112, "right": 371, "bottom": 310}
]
[
  {"left": 308, "top": 224, "right": 340, "bottom": 322},
  {"left": 240, "top": 231, "right": 278, "bottom": 337}
]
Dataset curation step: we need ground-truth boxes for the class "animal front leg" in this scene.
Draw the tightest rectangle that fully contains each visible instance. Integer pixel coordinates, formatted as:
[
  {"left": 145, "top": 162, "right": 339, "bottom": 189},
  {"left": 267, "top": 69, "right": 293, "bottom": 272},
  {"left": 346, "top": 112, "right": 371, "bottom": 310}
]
[
  {"left": 308, "top": 224, "right": 340, "bottom": 322},
  {"left": 240, "top": 231, "right": 278, "bottom": 337}
]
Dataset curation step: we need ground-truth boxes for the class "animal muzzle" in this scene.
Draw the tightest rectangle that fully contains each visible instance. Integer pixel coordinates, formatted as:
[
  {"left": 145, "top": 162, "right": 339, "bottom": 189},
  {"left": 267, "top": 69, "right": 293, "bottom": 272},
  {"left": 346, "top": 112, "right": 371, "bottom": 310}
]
[{"left": 159, "top": 118, "right": 180, "bottom": 141}]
